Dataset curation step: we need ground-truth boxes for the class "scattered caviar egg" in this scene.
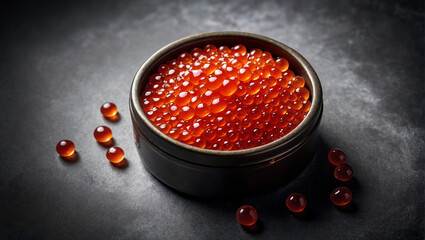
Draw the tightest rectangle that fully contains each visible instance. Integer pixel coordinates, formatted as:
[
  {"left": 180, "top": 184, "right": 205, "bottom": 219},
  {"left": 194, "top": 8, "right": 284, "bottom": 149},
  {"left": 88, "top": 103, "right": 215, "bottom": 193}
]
[
  {"left": 236, "top": 205, "right": 258, "bottom": 227},
  {"left": 93, "top": 126, "right": 112, "bottom": 143},
  {"left": 286, "top": 192, "right": 307, "bottom": 213},
  {"left": 334, "top": 163, "right": 354, "bottom": 181},
  {"left": 56, "top": 140, "right": 75, "bottom": 157},
  {"left": 330, "top": 187, "right": 352, "bottom": 206},
  {"left": 106, "top": 147, "right": 125, "bottom": 163},
  {"left": 140, "top": 44, "right": 311, "bottom": 150},
  {"left": 328, "top": 149, "right": 347, "bottom": 166},
  {"left": 100, "top": 102, "right": 118, "bottom": 118}
]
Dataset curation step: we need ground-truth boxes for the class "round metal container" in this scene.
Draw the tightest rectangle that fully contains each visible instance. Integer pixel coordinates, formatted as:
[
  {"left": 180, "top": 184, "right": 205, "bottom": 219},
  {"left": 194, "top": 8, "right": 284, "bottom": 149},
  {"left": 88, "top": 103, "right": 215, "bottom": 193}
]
[{"left": 130, "top": 32, "right": 323, "bottom": 198}]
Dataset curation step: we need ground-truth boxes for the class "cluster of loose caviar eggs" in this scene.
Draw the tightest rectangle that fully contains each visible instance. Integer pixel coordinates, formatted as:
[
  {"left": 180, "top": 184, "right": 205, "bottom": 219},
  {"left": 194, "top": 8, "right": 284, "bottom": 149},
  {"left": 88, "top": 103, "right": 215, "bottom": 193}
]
[
  {"left": 236, "top": 149, "right": 355, "bottom": 227},
  {"left": 328, "top": 148, "right": 354, "bottom": 206},
  {"left": 56, "top": 102, "right": 125, "bottom": 165},
  {"left": 140, "top": 44, "right": 311, "bottom": 150}
]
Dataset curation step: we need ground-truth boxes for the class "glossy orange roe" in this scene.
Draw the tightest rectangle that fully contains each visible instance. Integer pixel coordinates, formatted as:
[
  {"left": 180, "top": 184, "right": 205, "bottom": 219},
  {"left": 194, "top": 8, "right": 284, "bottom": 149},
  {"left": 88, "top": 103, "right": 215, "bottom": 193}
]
[
  {"left": 106, "top": 147, "right": 125, "bottom": 163},
  {"left": 330, "top": 187, "right": 352, "bottom": 206},
  {"left": 101, "top": 102, "right": 118, "bottom": 118},
  {"left": 328, "top": 149, "right": 346, "bottom": 166},
  {"left": 140, "top": 44, "right": 311, "bottom": 150},
  {"left": 286, "top": 192, "right": 307, "bottom": 213},
  {"left": 93, "top": 126, "right": 113, "bottom": 143},
  {"left": 236, "top": 205, "right": 258, "bottom": 226},
  {"left": 56, "top": 140, "right": 75, "bottom": 157},
  {"left": 334, "top": 163, "right": 354, "bottom": 182}
]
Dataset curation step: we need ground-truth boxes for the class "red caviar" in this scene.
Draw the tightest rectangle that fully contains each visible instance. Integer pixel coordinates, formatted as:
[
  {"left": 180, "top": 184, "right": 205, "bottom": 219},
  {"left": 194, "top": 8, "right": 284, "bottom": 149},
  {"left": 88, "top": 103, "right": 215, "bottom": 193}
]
[
  {"left": 286, "top": 192, "right": 307, "bottom": 213},
  {"left": 101, "top": 102, "right": 118, "bottom": 118},
  {"left": 236, "top": 205, "right": 258, "bottom": 226},
  {"left": 106, "top": 147, "right": 125, "bottom": 163},
  {"left": 56, "top": 140, "right": 75, "bottom": 157},
  {"left": 330, "top": 187, "right": 352, "bottom": 206},
  {"left": 334, "top": 163, "right": 354, "bottom": 181},
  {"left": 140, "top": 44, "right": 311, "bottom": 150},
  {"left": 93, "top": 126, "right": 112, "bottom": 143},
  {"left": 328, "top": 149, "right": 347, "bottom": 166}
]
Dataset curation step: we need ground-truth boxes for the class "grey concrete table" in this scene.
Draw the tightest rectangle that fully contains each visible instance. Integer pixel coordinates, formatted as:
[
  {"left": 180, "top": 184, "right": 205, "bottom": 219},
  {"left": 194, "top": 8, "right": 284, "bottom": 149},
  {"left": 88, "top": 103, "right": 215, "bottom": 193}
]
[{"left": 1, "top": 0, "right": 423, "bottom": 239}]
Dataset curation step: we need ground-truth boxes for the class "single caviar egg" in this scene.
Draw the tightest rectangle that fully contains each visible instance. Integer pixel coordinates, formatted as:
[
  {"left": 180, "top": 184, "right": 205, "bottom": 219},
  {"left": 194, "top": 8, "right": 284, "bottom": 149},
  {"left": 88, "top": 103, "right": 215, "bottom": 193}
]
[
  {"left": 328, "top": 149, "right": 347, "bottom": 166},
  {"left": 296, "top": 87, "right": 310, "bottom": 101},
  {"left": 286, "top": 192, "right": 307, "bottom": 213},
  {"left": 219, "top": 79, "right": 238, "bottom": 96},
  {"left": 330, "top": 187, "right": 352, "bottom": 206},
  {"left": 140, "top": 44, "right": 311, "bottom": 150},
  {"left": 206, "top": 70, "right": 224, "bottom": 90},
  {"left": 101, "top": 102, "right": 118, "bottom": 118},
  {"left": 275, "top": 57, "right": 289, "bottom": 72},
  {"left": 210, "top": 98, "right": 227, "bottom": 113},
  {"left": 238, "top": 68, "right": 252, "bottom": 82},
  {"left": 56, "top": 140, "right": 75, "bottom": 157},
  {"left": 291, "top": 76, "right": 305, "bottom": 88},
  {"left": 334, "top": 163, "right": 354, "bottom": 181},
  {"left": 236, "top": 205, "right": 258, "bottom": 227},
  {"left": 195, "top": 103, "right": 210, "bottom": 118},
  {"left": 177, "top": 52, "right": 192, "bottom": 64},
  {"left": 175, "top": 91, "right": 191, "bottom": 106},
  {"left": 93, "top": 126, "right": 112, "bottom": 143},
  {"left": 179, "top": 106, "right": 195, "bottom": 120},
  {"left": 106, "top": 147, "right": 125, "bottom": 163}
]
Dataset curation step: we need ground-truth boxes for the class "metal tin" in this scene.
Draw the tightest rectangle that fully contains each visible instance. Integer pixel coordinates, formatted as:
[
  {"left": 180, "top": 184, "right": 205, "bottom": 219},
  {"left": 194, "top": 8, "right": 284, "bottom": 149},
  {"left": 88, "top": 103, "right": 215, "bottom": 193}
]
[{"left": 130, "top": 32, "right": 323, "bottom": 198}]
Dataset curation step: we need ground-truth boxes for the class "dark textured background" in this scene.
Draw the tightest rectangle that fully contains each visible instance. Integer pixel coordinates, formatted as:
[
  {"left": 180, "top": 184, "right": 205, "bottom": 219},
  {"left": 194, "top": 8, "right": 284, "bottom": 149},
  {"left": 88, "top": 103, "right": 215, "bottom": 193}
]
[{"left": 1, "top": 0, "right": 424, "bottom": 239}]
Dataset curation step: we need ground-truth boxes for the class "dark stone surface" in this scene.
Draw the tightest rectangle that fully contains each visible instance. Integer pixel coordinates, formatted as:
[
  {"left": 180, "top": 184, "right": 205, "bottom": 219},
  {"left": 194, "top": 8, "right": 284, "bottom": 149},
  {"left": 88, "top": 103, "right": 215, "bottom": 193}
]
[{"left": 1, "top": 0, "right": 423, "bottom": 239}]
